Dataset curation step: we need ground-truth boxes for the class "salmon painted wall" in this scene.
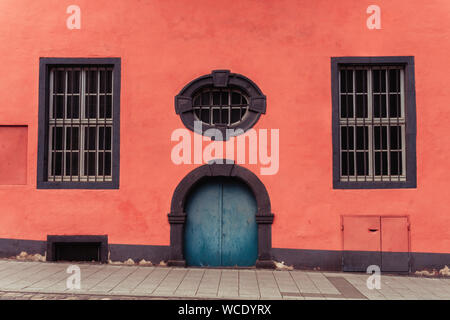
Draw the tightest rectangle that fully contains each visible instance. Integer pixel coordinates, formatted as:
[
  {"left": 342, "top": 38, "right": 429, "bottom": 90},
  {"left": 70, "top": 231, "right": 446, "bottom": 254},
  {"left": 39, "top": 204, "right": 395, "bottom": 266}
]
[{"left": 0, "top": 0, "right": 449, "bottom": 254}]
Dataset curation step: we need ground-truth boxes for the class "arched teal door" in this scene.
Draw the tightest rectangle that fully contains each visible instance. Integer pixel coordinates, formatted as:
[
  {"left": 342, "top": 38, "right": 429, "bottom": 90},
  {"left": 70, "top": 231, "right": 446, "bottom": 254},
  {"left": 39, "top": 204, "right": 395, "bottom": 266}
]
[{"left": 184, "top": 177, "right": 258, "bottom": 267}]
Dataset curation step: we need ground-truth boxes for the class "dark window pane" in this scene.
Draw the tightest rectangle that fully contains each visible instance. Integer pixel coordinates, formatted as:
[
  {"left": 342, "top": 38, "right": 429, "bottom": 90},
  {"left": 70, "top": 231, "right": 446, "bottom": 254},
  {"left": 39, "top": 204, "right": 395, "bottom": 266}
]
[
  {"left": 390, "top": 151, "right": 403, "bottom": 175},
  {"left": 355, "top": 70, "right": 367, "bottom": 93},
  {"left": 99, "top": 70, "right": 112, "bottom": 93},
  {"left": 221, "top": 92, "right": 229, "bottom": 105},
  {"left": 212, "top": 109, "right": 221, "bottom": 124},
  {"left": 388, "top": 69, "right": 400, "bottom": 93},
  {"left": 356, "top": 95, "right": 368, "bottom": 118},
  {"left": 84, "top": 127, "right": 97, "bottom": 150},
  {"left": 373, "top": 94, "right": 387, "bottom": 118},
  {"left": 372, "top": 69, "right": 386, "bottom": 93},
  {"left": 65, "top": 152, "right": 79, "bottom": 176},
  {"left": 52, "top": 152, "right": 63, "bottom": 176},
  {"left": 99, "top": 95, "right": 112, "bottom": 118},
  {"left": 231, "top": 108, "right": 241, "bottom": 123},
  {"left": 54, "top": 70, "right": 65, "bottom": 93},
  {"left": 341, "top": 126, "right": 354, "bottom": 150},
  {"left": 85, "top": 96, "right": 98, "bottom": 118},
  {"left": 98, "top": 152, "right": 104, "bottom": 176},
  {"left": 356, "top": 126, "right": 368, "bottom": 150},
  {"left": 54, "top": 95, "right": 64, "bottom": 118},
  {"left": 53, "top": 127, "right": 63, "bottom": 150},
  {"left": 201, "top": 92, "right": 209, "bottom": 105},
  {"left": 374, "top": 126, "right": 388, "bottom": 150},
  {"left": 221, "top": 109, "right": 229, "bottom": 124},
  {"left": 200, "top": 108, "right": 210, "bottom": 123},
  {"left": 340, "top": 95, "right": 354, "bottom": 118},
  {"left": 212, "top": 92, "right": 221, "bottom": 105},
  {"left": 98, "top": 152, "right": 112, "bottom": 176},
  {"left": 105, "top": 152, "right": 111, "bottom": 175},
  {"left": 65, "top": 127, "right": 79, "bottom": 150},
  {"left": 375, "top": 151, "right": 388, "bottom": 175},
  {"left": 98, "top": 127, "right": 112, "bottom": 151},
  {"left": 340, "top": 69, "right": 353, "bottom": 93},
  {"left": 86, "top": 70, "right": 98, "bottom": 93},
  {"left": 67, "top": 70, "right": 80, "bottom": 94},
  {"left": 356, "top": 152, "right": 369, "bottom": 176},
  {"left": 341, "top": 152, "right": 355, "bottom": 176},
  {"left": 84, "top": 152, "right": 96, "bottom": 176},
  {"left": 67, "top": 95, "right": 80, "bottom": 119},
  {"left": 231, "top": 92, "right": 242, "bottom": 105},
  {"left": 389, "top": 94, "right": 400, "bottom": 117},
  {"left": 390, "top": 126, "right": 402, "bottom": 149}
]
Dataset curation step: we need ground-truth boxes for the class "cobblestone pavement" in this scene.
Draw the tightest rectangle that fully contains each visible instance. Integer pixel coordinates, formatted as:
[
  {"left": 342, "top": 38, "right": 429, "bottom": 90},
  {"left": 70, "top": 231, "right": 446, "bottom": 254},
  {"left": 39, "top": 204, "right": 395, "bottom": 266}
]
[{"left": 0, "top": 259, "right": 448, "bottom": 300}]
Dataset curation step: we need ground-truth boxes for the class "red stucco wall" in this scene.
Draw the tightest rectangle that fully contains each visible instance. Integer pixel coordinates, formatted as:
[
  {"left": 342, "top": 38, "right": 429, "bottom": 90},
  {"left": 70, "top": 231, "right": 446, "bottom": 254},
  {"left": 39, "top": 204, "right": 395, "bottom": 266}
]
[{"left": 0, "top": 0, "right": 449, "bottom": 255}]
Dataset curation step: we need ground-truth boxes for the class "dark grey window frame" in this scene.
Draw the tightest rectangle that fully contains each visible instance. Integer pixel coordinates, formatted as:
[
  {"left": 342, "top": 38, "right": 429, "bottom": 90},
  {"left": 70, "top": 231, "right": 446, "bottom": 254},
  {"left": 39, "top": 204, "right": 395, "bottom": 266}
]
[
  {"left": 175, "top": 70, "right": 266, "bottom": 141},
  {"left": 331, "top": 56, "right": 417, "bottom": 189},
  {"left": 37, "top": 57, "right": 120, "bottom": 189}
]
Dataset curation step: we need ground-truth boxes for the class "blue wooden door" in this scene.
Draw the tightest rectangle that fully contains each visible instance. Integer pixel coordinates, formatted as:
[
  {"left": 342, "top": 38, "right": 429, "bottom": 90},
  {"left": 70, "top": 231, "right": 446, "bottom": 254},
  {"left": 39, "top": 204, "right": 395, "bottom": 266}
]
[{"left": 184, "top": 177, "right": 258, "bottom": 267}]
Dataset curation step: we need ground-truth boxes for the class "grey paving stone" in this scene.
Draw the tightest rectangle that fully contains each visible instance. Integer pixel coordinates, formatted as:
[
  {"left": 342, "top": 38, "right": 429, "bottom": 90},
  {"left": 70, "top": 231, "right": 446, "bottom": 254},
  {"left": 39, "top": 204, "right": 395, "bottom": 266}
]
[
  {"left": 132, "top": 267, "right": 171, "bottom": 294},
  {"left": 217, "top": 270, "right": 238, "bottom": 297},
  {"left": 110, "top": 267, "right": 155, "bottom": 294},
  {"left": 289, "top": 271, "right": 321, "bottom": 294},
  {"left": 89, "top": 266, "right": 138, "bottom": 293},
  {"left": 152, "top": 268, "right": 188, "bottom": 295},
  {"left": 273, "top": 271, "right": 300, "bottom": 294},
  {"left": 238, "top": 270, "right": 259, "bottom": 298},
  {"left": 256, "top": 270, "right": 281, "bottom": 298},
  {"left": 196, "top": 269, "right": 221, "bottom": 297},
  {"left": 174, "top": 269, "right": 204, "bottom": 297}
]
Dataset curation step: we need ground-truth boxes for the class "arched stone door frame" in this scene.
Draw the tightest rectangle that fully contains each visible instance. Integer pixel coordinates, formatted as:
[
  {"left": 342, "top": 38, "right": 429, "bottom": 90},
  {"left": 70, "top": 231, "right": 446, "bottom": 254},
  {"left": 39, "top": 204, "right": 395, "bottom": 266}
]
[{"left": 167, "top": 162, "right": 274, "bottom": 268}]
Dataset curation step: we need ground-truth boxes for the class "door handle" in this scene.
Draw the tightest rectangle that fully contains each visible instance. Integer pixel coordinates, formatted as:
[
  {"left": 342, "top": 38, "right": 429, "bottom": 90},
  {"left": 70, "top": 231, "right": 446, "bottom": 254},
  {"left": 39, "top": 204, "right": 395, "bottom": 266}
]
[{"left": 368, "top": 228, "right": 379, "bottom": 232}]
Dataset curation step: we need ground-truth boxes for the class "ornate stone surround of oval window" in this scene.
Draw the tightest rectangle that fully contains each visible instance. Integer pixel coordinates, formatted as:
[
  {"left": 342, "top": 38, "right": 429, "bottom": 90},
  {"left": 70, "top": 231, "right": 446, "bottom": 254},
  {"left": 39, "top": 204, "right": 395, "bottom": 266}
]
[{"left": 175, "top": 70, "right": 267, "bottom": 140}]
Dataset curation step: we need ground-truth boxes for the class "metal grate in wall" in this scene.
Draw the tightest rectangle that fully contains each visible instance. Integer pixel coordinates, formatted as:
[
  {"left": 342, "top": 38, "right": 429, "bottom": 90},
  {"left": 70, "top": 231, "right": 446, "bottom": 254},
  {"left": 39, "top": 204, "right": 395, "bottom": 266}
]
[
  {"left": 48, "top": 67, "right": 113, "bottom": 182},
  {"left": 54, "top": 242, "right": 101, "bottom": 262},
  {"left": 339, "top": 66, "right": 406, "bottom": 182}
]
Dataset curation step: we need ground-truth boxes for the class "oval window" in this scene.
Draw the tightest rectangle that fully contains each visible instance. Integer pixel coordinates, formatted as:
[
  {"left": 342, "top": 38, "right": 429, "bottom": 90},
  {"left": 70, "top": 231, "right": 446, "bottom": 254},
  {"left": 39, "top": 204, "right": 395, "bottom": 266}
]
[{"left": 175, "top": 70, "right": 266, "bottom": 140}]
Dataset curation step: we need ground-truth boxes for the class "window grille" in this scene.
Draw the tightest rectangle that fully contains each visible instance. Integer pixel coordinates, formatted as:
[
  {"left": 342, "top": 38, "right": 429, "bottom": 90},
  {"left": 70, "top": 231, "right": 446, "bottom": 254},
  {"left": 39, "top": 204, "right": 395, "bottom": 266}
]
[
  {"left": 339, "top": 66, "right": 406, "bottom": 182},
  {"left": 47, "top": 67, "right": 113, "bottom": 182},
  {"left": 193, "top": 87, "right": 249, "bottom": 126}
]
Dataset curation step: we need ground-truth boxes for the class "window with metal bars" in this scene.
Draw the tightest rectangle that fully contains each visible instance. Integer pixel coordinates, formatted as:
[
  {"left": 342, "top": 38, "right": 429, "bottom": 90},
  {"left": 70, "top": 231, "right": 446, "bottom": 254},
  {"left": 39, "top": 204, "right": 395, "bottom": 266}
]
[
  {"left": 332, "top": 57, "right": 416, "bottom": 189},
  {"left": 175, "top": 70, "right": 266, "bottom": 140},
  {"left": 37, "top": 58, "right": 120, "bottom": 189},
  {"left": 193, "top": 87, "right": 249, "bottom": 126}
]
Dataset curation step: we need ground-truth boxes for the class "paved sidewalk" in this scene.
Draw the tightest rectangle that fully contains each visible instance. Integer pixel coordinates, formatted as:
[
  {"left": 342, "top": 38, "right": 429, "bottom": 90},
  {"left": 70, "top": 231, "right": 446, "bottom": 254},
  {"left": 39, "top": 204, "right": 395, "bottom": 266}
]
[{"left": 0, "top": 259, "right": 449, "bottom": 300}]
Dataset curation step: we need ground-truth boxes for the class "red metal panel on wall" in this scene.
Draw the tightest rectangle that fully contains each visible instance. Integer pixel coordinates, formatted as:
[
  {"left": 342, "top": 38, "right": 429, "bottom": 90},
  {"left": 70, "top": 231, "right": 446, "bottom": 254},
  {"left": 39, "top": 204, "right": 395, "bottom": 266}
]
[
  {"left": 0, "top": 126, "right": 27, "bottom": 185},
  {"left": 381, "top": 217, "right": 409, "bottom": 272},
  {"left": 342, "top": 216, "right": 381, "bottom": 271},
  {"left": 343, "top": 216, "right": 381, "bottom": 251}
]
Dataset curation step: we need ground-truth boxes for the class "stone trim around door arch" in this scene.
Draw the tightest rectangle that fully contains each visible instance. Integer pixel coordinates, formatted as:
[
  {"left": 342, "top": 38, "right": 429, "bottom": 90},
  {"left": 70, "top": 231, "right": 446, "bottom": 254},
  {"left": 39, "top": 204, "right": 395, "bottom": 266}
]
[{"left": 167, "top": 162, "right": 275, "bottom": 268}]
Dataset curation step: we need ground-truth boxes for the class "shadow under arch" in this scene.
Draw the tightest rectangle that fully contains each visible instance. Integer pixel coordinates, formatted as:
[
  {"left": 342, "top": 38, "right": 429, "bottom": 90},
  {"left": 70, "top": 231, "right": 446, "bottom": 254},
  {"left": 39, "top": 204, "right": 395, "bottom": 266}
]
[{"left": 167, "top": 161, "right": 274, "bottom": 268}]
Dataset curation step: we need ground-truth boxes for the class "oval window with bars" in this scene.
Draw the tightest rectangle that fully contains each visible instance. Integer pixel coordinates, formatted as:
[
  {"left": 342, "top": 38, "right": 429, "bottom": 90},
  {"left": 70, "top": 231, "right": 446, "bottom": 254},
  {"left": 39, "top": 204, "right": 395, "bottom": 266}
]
[
  {"left": 192, "top": 87, "right": 249, "bottom": 126},
  {"left": 175, "top": 70, "right": 267, "bottom": 140}
]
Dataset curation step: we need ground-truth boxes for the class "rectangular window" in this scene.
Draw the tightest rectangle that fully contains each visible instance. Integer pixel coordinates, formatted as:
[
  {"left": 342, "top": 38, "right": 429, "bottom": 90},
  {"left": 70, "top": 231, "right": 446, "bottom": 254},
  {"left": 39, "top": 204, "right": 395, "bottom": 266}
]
[
  {"left": 38, "top": 58, "right": 120, "bottom": 189},
  {"left": 332, "top": 57, "right": 416, "bottom": 189}
]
